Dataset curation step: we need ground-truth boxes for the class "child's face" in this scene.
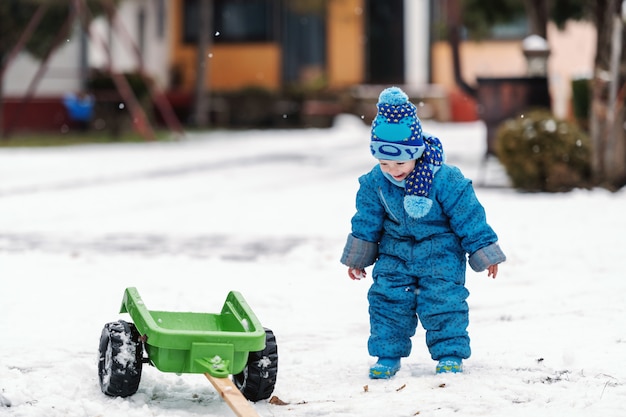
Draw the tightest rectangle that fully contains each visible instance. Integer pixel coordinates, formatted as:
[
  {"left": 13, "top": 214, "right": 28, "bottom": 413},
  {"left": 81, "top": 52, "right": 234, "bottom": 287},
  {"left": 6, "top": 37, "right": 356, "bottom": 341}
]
[{"left": 379, "top": 159, "right": 416, "bottom": 181}]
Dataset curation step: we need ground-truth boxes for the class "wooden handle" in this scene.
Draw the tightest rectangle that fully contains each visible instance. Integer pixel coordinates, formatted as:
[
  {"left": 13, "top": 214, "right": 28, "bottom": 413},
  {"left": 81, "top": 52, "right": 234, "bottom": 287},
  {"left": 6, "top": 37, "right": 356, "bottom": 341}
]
[{"left": 204, "top": 373, "right": 261, "bottom": 417}]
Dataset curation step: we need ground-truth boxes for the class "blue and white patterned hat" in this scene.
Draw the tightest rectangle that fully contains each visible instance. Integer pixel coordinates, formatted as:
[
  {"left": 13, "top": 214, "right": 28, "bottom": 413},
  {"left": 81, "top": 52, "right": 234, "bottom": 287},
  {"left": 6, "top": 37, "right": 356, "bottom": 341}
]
[
  {"left": 370, "top": 87, "right": 444, "bottom": 219},
  {"left": 370, "top": 87, "right": 425, "bottom": 161}
]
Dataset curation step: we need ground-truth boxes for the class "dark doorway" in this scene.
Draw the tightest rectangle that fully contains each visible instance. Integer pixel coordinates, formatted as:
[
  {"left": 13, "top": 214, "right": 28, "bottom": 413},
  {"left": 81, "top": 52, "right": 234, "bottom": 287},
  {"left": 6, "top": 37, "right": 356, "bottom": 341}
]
[
  {"left": 281, "top": 3, "right": 326, "bottom": 85},
  {"left": 366, "top": 0, "right": 405, "bottom": 84}
]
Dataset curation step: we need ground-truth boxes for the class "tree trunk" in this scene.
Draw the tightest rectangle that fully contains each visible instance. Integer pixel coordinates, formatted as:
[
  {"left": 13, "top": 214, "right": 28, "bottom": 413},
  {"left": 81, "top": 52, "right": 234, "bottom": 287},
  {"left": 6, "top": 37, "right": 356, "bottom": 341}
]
[
  {"left": 192, "top": 0, "right": 212, "bottom": 128},
  {"left": 604, "top": 13, "right": 626, "bottom": 186},
  {"left": 0, "top": 60, "right": 4, "bottom": 139},
  {"left": 523, "top": 0, "right": 549, "bottom": 38},
  {"left": 590, "top": 0, "right": 626, "bottom": 188},
  {"left": 446, "top": 0, "right": 477, "bottom": 98}
]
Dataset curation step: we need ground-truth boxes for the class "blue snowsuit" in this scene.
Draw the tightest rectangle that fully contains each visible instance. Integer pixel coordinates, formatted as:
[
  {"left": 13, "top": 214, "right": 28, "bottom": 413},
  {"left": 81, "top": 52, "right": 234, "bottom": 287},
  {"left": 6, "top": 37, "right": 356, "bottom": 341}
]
[{"left": 341, "top": 163, "right": 505, "bottom": 361}]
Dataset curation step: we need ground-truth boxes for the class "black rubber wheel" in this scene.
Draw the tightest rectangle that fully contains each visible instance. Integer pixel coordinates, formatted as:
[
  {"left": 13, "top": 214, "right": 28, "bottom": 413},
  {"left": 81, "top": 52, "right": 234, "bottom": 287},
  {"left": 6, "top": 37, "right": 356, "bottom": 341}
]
[
  {"left": 98, "top": 320, "right": 143, "bottom": 397},
  {"left": 233, "top": 328, "right": 278, "bottom": 402}
]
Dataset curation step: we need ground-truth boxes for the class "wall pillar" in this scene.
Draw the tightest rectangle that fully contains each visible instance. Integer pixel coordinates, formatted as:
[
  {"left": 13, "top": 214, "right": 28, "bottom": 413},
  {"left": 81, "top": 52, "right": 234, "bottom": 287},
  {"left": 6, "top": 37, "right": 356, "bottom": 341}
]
[{"left": 404, "top": 0, "right": 430, "bottom": 86}]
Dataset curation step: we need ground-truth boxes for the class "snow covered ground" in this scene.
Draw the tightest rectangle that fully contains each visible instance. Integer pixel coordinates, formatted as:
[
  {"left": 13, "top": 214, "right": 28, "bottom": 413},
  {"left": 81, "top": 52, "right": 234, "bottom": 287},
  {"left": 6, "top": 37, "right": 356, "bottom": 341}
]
[{"left": 1, "top": 115, "right": 625, "bottom": 417}]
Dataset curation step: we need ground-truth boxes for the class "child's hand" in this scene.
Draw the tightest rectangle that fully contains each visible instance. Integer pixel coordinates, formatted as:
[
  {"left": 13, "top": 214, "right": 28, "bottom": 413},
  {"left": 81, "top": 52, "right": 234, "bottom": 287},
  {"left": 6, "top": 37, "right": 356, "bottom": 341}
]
[
  {"left": 487, "top": 264, "right": 499, "bottom": 279},
  {"left": 348, "top": 268, "right": 366, "bottom": 280}
]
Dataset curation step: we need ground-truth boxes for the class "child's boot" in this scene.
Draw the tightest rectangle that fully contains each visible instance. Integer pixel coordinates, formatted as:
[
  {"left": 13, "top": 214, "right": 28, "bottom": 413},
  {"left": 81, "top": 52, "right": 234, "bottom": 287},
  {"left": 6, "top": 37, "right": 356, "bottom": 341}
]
[
  {"left": 369, "top": 357, "right": 401, "bottom": 379},
  {"left": 436, "top": 357, "right": 463, "bottom": 374}
]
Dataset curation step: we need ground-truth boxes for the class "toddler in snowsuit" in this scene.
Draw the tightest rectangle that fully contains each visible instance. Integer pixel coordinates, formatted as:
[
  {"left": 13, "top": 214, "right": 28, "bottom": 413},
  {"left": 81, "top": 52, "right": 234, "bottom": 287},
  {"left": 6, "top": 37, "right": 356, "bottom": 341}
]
[{"left": 340, "top": 87, "right": 506, "bottom": 378}]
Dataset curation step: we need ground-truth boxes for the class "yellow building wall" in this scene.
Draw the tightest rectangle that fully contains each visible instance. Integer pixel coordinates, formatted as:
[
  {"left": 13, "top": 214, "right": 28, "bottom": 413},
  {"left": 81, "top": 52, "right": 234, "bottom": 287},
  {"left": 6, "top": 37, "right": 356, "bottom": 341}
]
[
  {"left": 208, "top": 44, "right": 281, "bottom": 91},
  {"left": 327, "top": 0, "right": 365, "bottom": 88},
  {"left": 169, "top": 0, "right": 281, "bottom": 92},
  {"left": 431, "top": 40, "right": 527, "bottom": 89},
  {"left": 169, "top": 0, "right": 365, "bottom": 92}
]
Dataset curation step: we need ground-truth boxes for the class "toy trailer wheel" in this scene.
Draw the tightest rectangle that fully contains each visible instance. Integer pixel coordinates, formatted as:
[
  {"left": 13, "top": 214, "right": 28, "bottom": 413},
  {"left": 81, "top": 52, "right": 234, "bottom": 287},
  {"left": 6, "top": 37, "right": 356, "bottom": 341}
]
[
  {"left": 98, "top": 320, "right": 143, "bottom": 397},
  {"left": 233, "top": 328, "right": 278, "bottom": 402}
]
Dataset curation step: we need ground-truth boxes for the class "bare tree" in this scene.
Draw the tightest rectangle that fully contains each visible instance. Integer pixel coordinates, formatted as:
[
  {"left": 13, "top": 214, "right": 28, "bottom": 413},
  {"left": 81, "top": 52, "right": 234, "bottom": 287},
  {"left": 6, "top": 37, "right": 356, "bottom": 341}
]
[
  {"left": 523, "top": 0, "right": 548, "bottom": 38},
  {"left": 589, "top": 0, "right": 626, "bottom": 188},
  {"left": 192, "top": 0, "right": 212, "bottom": 128}
]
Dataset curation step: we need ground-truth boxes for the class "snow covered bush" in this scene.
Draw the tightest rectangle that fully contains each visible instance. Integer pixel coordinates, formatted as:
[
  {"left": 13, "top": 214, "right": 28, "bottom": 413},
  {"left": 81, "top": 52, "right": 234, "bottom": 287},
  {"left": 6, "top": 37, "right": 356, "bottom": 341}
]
[{"left": 495, "top": 110, "right": 592, "bottom": 192}]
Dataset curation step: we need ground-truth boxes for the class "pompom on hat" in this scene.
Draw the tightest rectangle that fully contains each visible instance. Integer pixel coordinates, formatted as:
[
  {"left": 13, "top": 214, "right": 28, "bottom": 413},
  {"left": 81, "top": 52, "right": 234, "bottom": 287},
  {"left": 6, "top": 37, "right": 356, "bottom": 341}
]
[{"left": 370, "top": 87, "right": 444, "bottom": 219}]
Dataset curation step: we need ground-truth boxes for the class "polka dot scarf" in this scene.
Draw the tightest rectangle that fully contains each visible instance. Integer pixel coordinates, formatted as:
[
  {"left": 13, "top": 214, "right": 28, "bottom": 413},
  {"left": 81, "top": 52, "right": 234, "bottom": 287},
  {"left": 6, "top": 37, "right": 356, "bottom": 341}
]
[{"left": 403, "top": 135, "right": 444, "bottom": 219}]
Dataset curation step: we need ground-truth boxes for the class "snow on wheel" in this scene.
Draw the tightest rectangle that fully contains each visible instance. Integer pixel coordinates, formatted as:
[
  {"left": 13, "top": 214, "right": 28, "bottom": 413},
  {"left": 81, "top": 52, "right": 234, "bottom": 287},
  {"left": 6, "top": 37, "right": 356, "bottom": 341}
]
[
  {"left": 98, "top": 320, "right": 143, "bottom": 397},
  {"left": 233, "top": 328, "right": 278, "bottom": 402}
]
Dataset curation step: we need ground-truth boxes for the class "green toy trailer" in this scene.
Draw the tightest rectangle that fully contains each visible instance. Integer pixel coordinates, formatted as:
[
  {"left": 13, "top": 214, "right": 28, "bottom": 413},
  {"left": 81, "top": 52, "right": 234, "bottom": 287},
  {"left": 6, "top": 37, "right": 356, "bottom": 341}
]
[{"left": 98, "top": 287, "right": 278, "bottom": 416}]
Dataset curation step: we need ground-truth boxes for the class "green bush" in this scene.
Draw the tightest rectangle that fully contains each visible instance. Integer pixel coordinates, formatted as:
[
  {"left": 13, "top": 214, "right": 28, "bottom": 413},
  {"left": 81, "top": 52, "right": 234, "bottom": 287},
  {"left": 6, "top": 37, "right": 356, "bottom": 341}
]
[
  {"left": 86, "top": 69, "right": 154, "bottom": 138},
  {"left": 495, "top": 110, "right": 592, "bottom": 192},
  {"left": 87, "top": 69, "right": 152, "bottom": 100},
  {"left": 571, "top": 78, "right": 590, "bottom": 131}
]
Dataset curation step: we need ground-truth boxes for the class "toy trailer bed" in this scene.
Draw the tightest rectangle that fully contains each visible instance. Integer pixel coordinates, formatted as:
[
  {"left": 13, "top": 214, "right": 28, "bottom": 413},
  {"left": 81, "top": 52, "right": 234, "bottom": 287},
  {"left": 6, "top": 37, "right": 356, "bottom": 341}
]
[{"left": 98, "top": 287, "right": 278, "bottom": 417}]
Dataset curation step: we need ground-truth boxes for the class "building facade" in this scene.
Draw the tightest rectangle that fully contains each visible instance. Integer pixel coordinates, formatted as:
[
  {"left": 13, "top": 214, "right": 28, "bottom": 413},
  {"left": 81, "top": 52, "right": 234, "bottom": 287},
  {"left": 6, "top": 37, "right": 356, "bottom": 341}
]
[{"left": 2, "top": 0, "right": 595, "bottom": 130}]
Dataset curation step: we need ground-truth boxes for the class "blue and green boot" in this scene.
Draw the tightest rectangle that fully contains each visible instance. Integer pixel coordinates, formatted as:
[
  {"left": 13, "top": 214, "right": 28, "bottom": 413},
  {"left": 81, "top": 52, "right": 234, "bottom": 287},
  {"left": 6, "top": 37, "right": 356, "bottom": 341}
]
[
  {"left": 436, "top": 357, "right": 463, "bottom": 374},
  {"left": 369, "top": 358, "right": 401, "bottom": 379}
]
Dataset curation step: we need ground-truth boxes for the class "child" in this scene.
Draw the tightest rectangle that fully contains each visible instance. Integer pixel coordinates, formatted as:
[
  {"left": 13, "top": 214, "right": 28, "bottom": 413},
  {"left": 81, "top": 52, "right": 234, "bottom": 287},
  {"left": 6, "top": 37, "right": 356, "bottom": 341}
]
[{"left": 340, "top": 86, "right": 505, "bottom": 378}]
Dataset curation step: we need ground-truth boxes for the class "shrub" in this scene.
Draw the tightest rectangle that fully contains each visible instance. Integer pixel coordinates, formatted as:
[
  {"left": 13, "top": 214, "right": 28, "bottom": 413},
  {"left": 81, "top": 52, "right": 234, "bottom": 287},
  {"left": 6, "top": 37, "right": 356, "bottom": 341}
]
[
  {"left": 571, "top": 77, "right": 590, "bottom": 131},
  {"left": 495, "top": 110, "right": 592, "bottom": 192},
  {"left": 87, "top": 69, "right": 152, "bottom": 101},
  {"left": 87, "top": 69, "right": 154, "bottom": 138}
]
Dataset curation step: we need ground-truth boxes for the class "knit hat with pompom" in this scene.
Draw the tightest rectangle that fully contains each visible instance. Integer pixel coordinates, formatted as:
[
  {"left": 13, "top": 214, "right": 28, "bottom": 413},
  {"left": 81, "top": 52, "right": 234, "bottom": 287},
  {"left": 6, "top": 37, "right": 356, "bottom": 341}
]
[{"left": 370, "top": 86, "right": 444, "bottom": 218}]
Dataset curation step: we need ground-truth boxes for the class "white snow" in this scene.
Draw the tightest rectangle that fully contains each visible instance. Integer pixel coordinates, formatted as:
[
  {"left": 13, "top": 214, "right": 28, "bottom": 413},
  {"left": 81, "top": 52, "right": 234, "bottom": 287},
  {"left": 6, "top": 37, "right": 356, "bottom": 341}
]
[{"left": 1, "top": 115, "right": 625, "bottom": 417}]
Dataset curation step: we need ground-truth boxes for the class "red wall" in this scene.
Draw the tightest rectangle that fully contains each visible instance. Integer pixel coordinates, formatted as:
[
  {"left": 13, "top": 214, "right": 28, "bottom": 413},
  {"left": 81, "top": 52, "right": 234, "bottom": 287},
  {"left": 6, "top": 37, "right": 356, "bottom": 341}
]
[{"left": 2, "top": 97, "right": 71, "bottom": 132}]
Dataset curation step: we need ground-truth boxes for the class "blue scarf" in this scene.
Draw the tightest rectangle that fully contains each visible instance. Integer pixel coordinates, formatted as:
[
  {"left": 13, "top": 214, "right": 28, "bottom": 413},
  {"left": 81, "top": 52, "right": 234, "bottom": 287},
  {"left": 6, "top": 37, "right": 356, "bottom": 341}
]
[{"left": 402, "top": 135, "right": 444, "bottom": 218}]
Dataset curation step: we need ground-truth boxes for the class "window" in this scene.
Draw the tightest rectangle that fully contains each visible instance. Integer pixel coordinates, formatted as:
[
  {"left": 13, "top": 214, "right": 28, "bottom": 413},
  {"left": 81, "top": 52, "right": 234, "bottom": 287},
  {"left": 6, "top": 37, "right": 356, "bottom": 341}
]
[
  {"left": 157, "top": 0, "right": 165, "bottom": 38},
  {"left": 183, "top": 0, "right": 277, "bottom": 44}
]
